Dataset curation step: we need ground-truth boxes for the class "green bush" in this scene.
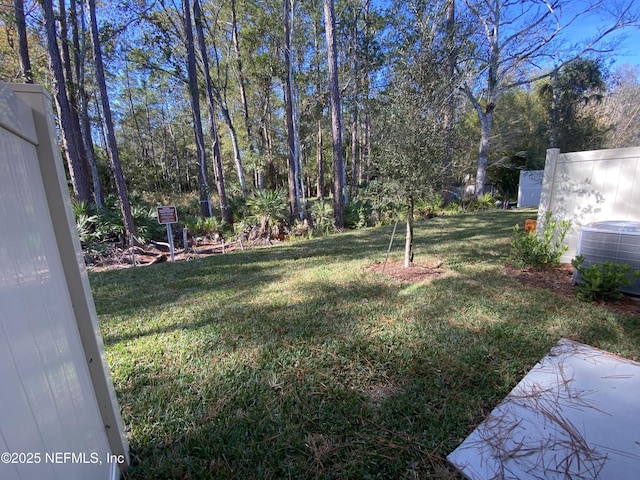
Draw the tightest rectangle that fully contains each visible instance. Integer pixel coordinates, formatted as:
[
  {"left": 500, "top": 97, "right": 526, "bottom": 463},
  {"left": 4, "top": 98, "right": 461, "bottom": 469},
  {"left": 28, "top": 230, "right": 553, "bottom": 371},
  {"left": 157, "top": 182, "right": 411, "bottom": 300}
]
[
  {"left": 246, "top": 189, "right": 289, "bottom": 237},
  {"left": 133, "top": 205, "right": 166, "bottom": 244},
  {"left": 465, "top": 193, "right": 497, "bottom": 212},
  {"left": 75, "top": 213, "right": 99, "bottom": 245},
  {"left": 310, "top": 200, "right": 335, "bottom": 235},
  {"left": 510, "top": 212, "right": 570, "bottom": 268},
  {"left": 227, "top": 194, "right": 249, "bottom": 224},
  {"left": 73, "top": 197, "right": 170, "bottom": 246},
  {"left": 572, "top": 255, "right": 640, "bottom": 301},
  {"left": 415, "top": 195, "right": 443, "bottom": 217},
  {"left": 344, "top": 198, "right": 372, "bottom": 229},
  {"left": 183, "top": 215, "right": 225, "bottom": 238},
  {"left": 442, "top": 201, "right": 464, "bottom": 216}
]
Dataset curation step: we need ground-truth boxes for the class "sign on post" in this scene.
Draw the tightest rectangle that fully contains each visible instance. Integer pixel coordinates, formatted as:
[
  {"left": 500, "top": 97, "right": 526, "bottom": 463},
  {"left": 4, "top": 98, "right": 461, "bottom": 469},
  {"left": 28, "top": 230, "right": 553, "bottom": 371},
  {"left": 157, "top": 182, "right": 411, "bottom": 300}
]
[
  {"left": 156, "top": 206, "right": 178, "bottom": 262},
  {"left": 156, "top": 206, "right": 178, "bottom": 225}
]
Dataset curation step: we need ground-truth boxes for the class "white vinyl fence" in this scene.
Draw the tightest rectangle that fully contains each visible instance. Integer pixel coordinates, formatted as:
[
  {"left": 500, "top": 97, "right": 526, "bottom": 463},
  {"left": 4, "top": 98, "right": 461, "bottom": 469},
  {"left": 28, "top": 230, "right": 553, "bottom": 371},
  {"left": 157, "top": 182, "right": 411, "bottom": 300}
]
[
  {"left": 537, "top": 147, "right": 640, "bottom": 263},
  {"left": 0, "top": 82, "right": 128, "bottom": 480}
]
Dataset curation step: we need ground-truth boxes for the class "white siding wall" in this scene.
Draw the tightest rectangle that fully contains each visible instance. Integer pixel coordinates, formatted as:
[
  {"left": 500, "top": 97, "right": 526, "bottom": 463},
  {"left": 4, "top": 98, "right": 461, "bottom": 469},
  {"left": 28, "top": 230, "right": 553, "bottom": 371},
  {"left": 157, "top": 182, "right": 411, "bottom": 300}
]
[
  {"left": 0, "top": 83, "right": 126, "bottom": 479},
  {"left": 538, "top": 147, "right": 640, "bottom": 263}
]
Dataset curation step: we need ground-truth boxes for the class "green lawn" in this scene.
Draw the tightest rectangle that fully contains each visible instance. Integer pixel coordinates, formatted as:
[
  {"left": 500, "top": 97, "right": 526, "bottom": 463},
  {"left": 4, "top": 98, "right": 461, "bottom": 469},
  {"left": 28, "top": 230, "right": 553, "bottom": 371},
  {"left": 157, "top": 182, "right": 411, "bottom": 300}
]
[{"left": 90, "top": 210, "right": 640, "bottom": 479}]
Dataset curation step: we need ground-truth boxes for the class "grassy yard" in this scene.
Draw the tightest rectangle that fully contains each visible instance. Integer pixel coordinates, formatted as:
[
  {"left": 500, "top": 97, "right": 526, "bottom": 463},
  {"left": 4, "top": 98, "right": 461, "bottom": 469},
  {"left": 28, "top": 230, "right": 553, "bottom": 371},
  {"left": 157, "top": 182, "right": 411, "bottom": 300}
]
[{"left": 90, "top": 210, "right": 640, "bottom": 479}]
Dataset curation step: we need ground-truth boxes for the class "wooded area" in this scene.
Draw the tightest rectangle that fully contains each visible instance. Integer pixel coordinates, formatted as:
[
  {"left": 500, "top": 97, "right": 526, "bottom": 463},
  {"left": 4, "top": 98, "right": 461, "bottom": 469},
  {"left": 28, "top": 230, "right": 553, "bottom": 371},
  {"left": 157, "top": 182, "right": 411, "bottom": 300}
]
[{"left": 1, "top": 0, "right": 639, "bottom": 256}]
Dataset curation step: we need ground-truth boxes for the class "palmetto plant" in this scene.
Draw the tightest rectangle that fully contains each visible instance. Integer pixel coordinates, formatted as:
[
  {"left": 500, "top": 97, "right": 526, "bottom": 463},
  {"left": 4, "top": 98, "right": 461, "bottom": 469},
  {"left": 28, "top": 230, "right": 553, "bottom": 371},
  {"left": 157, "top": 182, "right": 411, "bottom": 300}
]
[
  {"left": 310, "top": 199, "right": 335, "bottom": 235},
  {"left": 246, "top": 189, "right": 289, "bottom": 238}
]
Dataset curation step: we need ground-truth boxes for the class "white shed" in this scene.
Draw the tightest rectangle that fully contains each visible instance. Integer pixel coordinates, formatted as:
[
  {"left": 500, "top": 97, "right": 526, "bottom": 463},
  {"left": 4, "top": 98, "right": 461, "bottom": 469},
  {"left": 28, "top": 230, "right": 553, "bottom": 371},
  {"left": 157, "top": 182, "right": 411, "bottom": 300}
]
[
  {"left": 0, "top": 82, "right": 128, "bottom": 479},
  {"left": 517, "top": 170, "right": 544, "bottom": 208}
]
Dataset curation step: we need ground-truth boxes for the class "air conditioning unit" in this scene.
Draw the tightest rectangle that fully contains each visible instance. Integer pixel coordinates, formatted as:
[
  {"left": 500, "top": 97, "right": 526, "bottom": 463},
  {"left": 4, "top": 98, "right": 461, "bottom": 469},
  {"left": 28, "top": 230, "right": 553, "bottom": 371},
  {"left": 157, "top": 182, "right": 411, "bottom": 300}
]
[{"left": 574, "top": 221, "right": 640, "bottom": 296}]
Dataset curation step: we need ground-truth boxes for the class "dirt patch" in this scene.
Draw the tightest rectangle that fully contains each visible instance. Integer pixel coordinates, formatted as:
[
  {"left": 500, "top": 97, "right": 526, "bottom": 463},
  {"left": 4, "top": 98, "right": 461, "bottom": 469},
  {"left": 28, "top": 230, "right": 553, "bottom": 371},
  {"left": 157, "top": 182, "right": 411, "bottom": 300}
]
[
  {"left": 367, "top": 260, "right": 447, "bottom": 283},
  {"left": 505, "top": 263, "right": 640, "bottom": 317}
]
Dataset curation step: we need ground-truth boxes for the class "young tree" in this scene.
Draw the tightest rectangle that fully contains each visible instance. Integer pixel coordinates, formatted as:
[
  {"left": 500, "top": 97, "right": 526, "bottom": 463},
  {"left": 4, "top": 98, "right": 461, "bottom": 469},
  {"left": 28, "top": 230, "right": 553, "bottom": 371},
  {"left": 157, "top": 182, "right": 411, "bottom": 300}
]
[
  {"left": 324, "top": 0, "right": 346, "bottom": 228},
  {"left": 377, "top": 0, "right": 448, "bottom": 267}
]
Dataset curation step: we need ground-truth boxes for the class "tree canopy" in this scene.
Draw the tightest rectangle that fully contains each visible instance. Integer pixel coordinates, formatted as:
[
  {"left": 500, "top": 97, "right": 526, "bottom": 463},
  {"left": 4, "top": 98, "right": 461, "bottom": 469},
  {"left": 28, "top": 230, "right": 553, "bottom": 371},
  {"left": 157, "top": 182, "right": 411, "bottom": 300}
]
[{"left": 1, "top": 0, "right": 639, "bottom": 243}]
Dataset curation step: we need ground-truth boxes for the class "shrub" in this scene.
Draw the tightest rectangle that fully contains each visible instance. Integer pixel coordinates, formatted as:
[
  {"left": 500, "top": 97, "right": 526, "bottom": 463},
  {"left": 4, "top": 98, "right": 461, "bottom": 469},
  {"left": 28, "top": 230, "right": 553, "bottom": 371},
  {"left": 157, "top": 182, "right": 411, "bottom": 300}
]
[
  {"left": 442, "top": 201, "right": 464, "bottom": 216},
  {"left": 75, "top": 213, "right": 99, "bottom": 245},
  {"left": 344, "top": 198, "right": 372, "bottom": 229},
  {"left": 246, "top": 189, "right": 289, "bottom": 237},
  {"left": 465, "top": 193, "right": 497, "bottom": 212},
  {"left": 572, "top": 255, "right": 640, "bottom": 301},
  {"left": 415, "top": 195, "right": 443, "bottom": 218},
  {"left": 183, "top": 215, "right": 225, "bottom": 238},
  {"left": 227, "top": 194, "right": 249, "bottom": 223},
  {"left": 133, "top": 205, "right": 166, "bottom": 244},
  {"left": 510, "top": 212, "right": 570, "bottom": 268},
  {"left": 310, "top": 200, "right": 335, "bottom": 235}
]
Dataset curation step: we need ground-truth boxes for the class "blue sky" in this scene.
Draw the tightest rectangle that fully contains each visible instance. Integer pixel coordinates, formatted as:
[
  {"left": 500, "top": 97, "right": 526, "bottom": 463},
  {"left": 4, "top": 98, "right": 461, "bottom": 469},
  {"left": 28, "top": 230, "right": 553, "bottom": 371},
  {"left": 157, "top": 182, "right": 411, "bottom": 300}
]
[
  {"left": 371, "top": 0, "right": 640, "bottom": 67},
  {"left": 556, "top": 2, "right": 640, "bottom": 67}
]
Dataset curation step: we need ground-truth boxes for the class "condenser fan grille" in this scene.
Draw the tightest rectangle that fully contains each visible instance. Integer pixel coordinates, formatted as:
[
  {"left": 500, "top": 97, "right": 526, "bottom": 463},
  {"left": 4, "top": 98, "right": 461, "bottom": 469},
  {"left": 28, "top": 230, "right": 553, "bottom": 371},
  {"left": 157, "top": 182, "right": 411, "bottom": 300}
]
[{"left": 575, "top": 221, "right": 640, "bottom": 296}]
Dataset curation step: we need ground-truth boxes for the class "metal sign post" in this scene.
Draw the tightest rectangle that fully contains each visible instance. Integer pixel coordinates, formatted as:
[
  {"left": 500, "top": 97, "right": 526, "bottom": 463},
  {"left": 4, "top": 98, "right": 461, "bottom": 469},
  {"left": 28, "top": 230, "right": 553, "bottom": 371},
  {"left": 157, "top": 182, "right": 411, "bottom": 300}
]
[{"left": 156, "top": 206, "right": 178, "bottom": 262}]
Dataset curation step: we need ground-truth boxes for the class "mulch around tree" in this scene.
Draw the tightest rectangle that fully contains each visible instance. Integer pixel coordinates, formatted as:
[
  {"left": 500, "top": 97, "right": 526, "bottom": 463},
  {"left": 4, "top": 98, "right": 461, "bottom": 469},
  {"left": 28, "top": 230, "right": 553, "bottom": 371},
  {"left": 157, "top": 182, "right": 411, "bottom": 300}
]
[{"left": 367, "top": 260, "right": 447, "bottom": 283}]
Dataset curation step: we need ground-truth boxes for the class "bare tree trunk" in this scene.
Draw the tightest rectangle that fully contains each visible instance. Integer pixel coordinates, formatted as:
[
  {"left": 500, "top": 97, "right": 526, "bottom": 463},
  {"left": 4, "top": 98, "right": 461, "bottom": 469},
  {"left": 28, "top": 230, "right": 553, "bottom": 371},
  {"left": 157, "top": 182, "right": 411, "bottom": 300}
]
[
  {"left": 86, "top": 0, "right": 137, "bottom": 243},
  {"left": 14, "top": 0, "right": 33, "bottom": 83},
  {"left": 142, "top": 83, "right": 160, "bottom": 192},
  {"left": 166, "top": 115, "right": 183, "bottom": 194},
  {"left": 181, "top": 0, "right": 212, "bottom": 217},
  {"left": 442, "top": 0, "right": 455, "bottom": 204},
  {"left": 404, "top": 195, "right": 414, "bottom": 268},
  {"left": 360, "top": 0, "right": 371, "bottom": 186},
  {"left": 230, "top": 0, "right": 261, "bottom": 188},
  {"left": 230, "top": 0, "right": 253, "bottom": 150},
  {"left": 317, "top": 120, "right": 324, "bottom": 198},
  {"left": 223, "top": 107, "right": 247, "bottom": 194},
  {"left": 71, "top": 0, "right": 104, "bottom": 209},
  {"left": 58, "top": 0, "right": 95, "bottom": 203},
  {"left": 362, "top": 110, "right": 370, "bottom": 184},
  {"left": 350, "top": 2, "right": 359, "bottom": 196},
  {"left": 284, "top": 0, "right": 301, "bottom": 220},
  {"left": 324, "top": 0, "right": 345, "bottom": 229},
  {"left": 194, "top": 0, "right": 231, "bottom": 224},
  {"left": 313, "top": 11, "right": 325, "bottom": 198},
  {"left": 475, "top": 107, "right": 493, "bottom": 198},
  {"left": 123, "top": 56, "right": 150, "bottom": 189},
  {"left": 40, "top": 0, "right": 92, "bottom": 203},
  {"left": 261, "top": 80, "right": 276, "bottom": 190}
]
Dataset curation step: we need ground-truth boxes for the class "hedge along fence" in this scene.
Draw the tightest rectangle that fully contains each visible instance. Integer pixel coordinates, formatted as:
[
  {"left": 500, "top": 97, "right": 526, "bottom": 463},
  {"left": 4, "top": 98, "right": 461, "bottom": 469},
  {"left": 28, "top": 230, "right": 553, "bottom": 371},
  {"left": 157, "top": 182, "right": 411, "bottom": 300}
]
[{"left": 537, "top": 147, "right": 640, "bottom": 263}]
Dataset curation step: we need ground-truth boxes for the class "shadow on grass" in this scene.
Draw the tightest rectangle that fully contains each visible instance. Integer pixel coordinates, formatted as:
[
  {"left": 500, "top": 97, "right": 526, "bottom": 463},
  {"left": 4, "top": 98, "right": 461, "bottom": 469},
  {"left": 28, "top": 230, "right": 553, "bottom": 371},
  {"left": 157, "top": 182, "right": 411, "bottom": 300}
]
[
  {"left": 95, "top": 210, "right": 636, "bottom": 479},
  {"left": 116, "top": 268, "right": 623, "bottom": 479},
  {"left": 91, "top": 210, "right": 532, "bottom": 317}
]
